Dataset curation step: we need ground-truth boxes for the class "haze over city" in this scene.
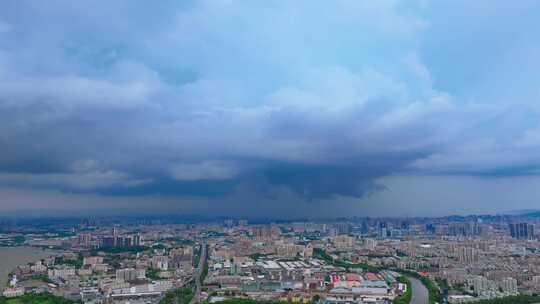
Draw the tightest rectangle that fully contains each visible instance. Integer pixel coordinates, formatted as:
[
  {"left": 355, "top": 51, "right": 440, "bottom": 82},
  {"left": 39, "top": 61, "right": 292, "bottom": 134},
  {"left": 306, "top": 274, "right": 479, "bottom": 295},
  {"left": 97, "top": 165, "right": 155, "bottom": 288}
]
[{"left": 1, "top": 1, "right": 540, "bottom": 218}]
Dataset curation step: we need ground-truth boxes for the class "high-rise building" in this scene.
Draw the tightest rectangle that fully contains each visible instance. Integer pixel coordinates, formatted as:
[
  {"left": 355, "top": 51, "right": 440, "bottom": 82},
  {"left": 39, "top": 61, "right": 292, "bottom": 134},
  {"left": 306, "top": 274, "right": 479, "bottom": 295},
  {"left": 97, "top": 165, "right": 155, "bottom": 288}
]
[
  {"left": 532, "top": 276, "right": 540, "bottom": 289},
  {"left": 132, "top": 233, "right": 142, "bottom": 246},
  {"left": 449, "top": 222, "right": 481, "bottom": 237},
  {"left": 170, "top": 246, "right": 194, "bottom": 270},
  {"left": 252, "top": 225, "right": 273, "bottom": 239},
  {"left": 116, "top": 268, "right": 145, "bottom": 282},
  {"left": 83, "top": 256, "right": 103, "bottom": 266},
  {"left": 360, "top": 221, "right": 369, "bottom": 235},
  {"left": 364, "top": 238, "right": 377, "bottom": 250},
  {"left": 332, "top": 235, "right": 355, "bottom": 249},
  {"left": 303, "top": 244, "right": 313, "bottom": 258},
  {"left": 509, "top": 223, "right": 535, "bottom": 240},
  {"left": 116, "top": 236, "right": 132, "bottom": 247},
  {"left": 500, "top": 277, "right": 518, "bottom": 294},
  {"left": 112, "top": 227, "right": 119, "bottom": 247},
  {"left": 458, "top": 247, "right": 479, "bottom": 264},
  {"left": 101, "top": 236, "right": 116, "bottom": 248},
  {"left": 78, "top": 233, "right": 92, "bottom": 247},
  {"left": 378, "top": 223, "right": 388, "bottom": 239},
  {"left": 472, "top": 276, "right": 487, "bottom": 294},
  {"left": 151, "top": 256, "right": 169, "bottom": 271},
  {"left": 425, "top": 224, "right": 436, "bottom": 235},
  {"left": 335, "top": 223, "right": 352, "bottom": 235}
]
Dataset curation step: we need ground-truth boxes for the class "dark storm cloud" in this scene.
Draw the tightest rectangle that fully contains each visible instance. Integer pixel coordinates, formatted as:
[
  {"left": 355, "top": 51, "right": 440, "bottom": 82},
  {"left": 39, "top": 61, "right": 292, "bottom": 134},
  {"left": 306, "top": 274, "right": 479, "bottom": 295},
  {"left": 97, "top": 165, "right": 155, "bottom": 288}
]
[{"left": 2, "top": 0, "right": 540, "bottom": 213}]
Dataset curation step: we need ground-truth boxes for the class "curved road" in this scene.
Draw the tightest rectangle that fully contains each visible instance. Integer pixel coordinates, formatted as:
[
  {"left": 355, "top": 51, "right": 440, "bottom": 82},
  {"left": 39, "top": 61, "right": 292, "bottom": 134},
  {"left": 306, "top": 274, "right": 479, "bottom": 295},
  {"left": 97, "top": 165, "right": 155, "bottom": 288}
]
[{"left": 409, "top": 277, "right": 429, "bottom": 304}]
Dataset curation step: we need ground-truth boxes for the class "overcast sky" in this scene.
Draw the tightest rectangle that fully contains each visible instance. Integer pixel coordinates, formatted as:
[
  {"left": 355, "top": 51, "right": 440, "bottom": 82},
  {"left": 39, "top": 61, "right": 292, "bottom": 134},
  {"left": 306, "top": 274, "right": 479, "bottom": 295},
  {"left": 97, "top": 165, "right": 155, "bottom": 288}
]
[{"left": 1, "top": 1, "right": 540, "bottom": 218}]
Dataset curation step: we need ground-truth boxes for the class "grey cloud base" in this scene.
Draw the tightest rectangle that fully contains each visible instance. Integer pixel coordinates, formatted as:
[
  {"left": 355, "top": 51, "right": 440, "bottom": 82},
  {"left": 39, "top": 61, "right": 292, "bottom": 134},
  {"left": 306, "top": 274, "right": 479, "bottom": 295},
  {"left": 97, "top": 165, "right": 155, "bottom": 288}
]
[{"left": 1, "top": 1, "right": 540, "bottom": 215}]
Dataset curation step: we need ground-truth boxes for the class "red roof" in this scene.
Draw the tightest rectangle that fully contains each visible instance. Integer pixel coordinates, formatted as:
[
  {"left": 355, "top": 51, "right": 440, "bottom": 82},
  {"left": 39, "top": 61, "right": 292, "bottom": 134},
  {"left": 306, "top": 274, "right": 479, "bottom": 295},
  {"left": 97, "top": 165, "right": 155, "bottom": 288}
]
[
  {"left": 364, "top": 273, "right": 379, "bottom": 281},
  {"left": 345, "top": 273, "right": 361, "bottom": 282}
]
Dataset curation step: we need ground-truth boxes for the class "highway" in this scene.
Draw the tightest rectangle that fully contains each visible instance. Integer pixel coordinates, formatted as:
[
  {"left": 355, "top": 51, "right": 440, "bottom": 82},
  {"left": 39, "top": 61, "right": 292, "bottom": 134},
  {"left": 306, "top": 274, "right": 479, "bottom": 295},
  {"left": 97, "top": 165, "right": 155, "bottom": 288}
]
[{"left": 190, "top": 242, "right": 207, "bottom": 304}]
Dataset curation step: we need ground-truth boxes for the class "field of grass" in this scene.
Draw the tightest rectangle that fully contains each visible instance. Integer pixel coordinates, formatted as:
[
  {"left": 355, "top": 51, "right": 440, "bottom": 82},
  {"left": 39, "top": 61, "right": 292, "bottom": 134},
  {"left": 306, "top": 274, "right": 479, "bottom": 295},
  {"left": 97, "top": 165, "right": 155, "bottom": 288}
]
[
  {"left": 393, "top": 276, "right": 412, "bottom": 304},
  {"left": 0, "top": 293, "right": 79, "bottom": 304},
  {"left": 159, "top": 288, "right": 194, "bottom": 304},
  {"left": 313, "top": 248, "right": 382, "bottom": 272}
]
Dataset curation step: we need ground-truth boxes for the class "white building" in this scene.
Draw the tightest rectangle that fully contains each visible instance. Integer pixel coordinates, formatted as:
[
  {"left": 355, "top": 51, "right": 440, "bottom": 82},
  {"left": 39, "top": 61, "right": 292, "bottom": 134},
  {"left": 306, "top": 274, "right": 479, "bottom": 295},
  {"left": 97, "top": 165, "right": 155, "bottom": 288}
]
[
  {"left": 83, "top": 256, "right": 104, "bottom": 266},
  {"left": 500, "top": 277, "right": 518, "bottom": 294},
  {"left": 2, "top": 287, "right": 25, "bottom": 298},
  {"left": 151, "top": 256, "right": 169, "bottom": 271},
  {"left": 48, "top": 266, "right": 76, "bottom": 279},
  {"left": 116, "top": 268, "right": 145, "bottom": 282}
]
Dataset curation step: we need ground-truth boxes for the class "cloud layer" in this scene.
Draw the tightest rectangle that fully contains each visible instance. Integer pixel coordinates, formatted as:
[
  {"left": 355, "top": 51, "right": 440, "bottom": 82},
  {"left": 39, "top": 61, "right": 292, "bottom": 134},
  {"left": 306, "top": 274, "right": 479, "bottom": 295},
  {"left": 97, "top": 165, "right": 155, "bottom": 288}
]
[{"left": 1, "top": 1, "right": 540, "bottom": 215}]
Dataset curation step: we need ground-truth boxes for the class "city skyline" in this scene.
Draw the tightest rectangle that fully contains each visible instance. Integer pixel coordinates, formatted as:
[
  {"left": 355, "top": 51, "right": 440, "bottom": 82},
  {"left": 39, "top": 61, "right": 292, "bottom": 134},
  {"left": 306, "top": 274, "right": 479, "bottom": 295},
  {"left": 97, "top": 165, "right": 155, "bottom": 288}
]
[
  {"left": 2, "top": 1, "right": 540, "bottom": 217},
  {"left": 3, "top": 214, "right": 540, "bottom": 303}
]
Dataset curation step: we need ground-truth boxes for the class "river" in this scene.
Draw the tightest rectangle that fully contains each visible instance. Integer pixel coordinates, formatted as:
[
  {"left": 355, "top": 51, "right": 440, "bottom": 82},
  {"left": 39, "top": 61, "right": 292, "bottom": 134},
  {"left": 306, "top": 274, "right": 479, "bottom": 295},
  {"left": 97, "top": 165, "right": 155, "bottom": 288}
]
[
  {"left": 0, "top": 246, "right": 56, "bottom": 290},
  {"left": 409, "top": 277, "right": 429, "bottom": 304}
]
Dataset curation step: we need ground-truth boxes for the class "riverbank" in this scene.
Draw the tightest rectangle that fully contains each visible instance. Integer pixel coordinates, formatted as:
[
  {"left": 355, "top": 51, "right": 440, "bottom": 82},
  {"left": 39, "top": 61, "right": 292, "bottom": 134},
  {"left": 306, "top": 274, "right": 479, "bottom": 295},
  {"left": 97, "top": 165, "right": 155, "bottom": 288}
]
[
  {"left": 394, "top": 276, "right": 412, "bottom": 304},
  {"left": 0, "top": 247, "right": 57, "bottom": 290},
  {"left": 314, "top": 248, "right": 436, "bottom": 304}
]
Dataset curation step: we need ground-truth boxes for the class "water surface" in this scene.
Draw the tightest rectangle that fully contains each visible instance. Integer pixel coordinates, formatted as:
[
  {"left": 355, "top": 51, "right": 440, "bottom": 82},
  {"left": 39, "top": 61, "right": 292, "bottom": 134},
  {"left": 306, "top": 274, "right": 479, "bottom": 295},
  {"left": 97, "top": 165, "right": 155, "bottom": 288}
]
[
  {"left": 0, "top": 246, "right": 54, "bottom": 290},
  {"left": 409, "top": 277, "right": 429, "bottom": 304}
]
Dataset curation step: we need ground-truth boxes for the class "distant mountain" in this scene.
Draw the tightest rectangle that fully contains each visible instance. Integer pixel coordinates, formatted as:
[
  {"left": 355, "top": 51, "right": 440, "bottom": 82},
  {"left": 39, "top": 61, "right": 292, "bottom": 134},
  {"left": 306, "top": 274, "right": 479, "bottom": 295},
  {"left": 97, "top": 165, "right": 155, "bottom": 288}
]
[{"left": 512, "top": 210, "right": 540, "bottom": 217}]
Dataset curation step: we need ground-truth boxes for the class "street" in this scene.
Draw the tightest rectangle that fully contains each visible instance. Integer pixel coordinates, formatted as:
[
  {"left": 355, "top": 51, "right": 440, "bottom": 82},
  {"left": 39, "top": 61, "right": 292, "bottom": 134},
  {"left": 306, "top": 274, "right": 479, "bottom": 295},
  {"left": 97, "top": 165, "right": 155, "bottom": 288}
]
[{"left": 190, "top": 242, "right": 207, "bottom": 304}]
